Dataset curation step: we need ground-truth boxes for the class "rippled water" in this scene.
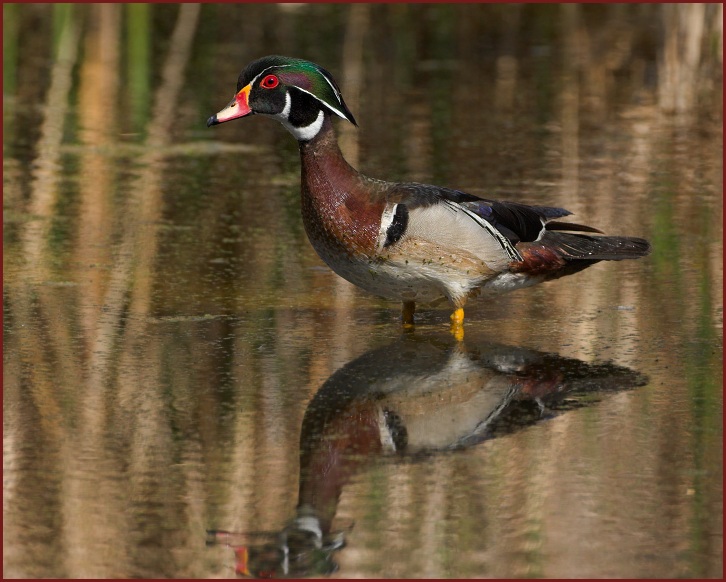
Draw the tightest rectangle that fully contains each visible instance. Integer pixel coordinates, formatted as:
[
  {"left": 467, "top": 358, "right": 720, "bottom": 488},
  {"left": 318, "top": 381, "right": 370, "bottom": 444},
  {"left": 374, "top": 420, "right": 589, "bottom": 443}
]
[{"left": 3, "top": 3, "right": 723, "bottom": 578}]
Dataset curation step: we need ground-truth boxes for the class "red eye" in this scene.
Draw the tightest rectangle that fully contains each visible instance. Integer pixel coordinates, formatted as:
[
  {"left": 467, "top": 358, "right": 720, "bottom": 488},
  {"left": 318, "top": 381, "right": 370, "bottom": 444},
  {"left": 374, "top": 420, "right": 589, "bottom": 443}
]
[{"left": 260, "top": 74, "right": 279, "bottom": 89}]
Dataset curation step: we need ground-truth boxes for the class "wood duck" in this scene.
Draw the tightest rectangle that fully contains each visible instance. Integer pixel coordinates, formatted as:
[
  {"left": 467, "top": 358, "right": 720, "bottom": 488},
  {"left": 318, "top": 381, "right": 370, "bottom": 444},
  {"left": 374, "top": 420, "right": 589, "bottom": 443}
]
[{"left": 208, "top": 56, "right": 651, "bottom": 333}]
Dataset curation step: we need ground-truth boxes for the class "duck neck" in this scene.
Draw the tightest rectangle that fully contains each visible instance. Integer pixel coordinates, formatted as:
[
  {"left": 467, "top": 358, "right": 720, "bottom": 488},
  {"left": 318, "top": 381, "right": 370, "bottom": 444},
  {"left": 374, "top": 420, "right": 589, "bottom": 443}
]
[
  {"left": 297, "top": 115, "right": 382, "bottom": 253},
  {"left": 298, "top": 115, "right": 359, "bottom": 198}
]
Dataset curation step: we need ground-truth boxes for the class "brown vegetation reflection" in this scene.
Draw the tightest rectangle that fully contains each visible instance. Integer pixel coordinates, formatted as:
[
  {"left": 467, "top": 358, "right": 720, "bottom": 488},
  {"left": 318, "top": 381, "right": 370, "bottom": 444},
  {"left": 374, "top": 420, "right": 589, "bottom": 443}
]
[{"left": 3, "top": 3, "right": 722, "bottom": 579}]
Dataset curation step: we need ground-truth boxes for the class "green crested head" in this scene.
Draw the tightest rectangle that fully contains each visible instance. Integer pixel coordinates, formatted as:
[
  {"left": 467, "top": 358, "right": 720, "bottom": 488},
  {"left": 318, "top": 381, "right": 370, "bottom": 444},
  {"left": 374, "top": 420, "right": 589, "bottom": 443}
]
[
  {"left": 208, "top": 55, "right": 357, "bottom": 140},
  {"left": 237, "top": 55, "right": 357, "bottom": 125}
]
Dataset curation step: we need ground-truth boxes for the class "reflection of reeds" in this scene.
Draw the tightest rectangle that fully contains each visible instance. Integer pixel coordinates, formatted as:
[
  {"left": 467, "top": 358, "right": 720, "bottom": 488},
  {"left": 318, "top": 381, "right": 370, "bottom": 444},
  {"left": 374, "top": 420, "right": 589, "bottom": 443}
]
[
  {"left": 6, "top": 4, "right": 203, "bottom": 577},
  {"left": 559, "top": 3, "right": 580, "bottom": 210},
  {"left": 97, "top": 7, "right": 201, "bottom": 575},
  {"left": 88, "top": 1, "right": 200, "bottom": 428},
  {"left": 126, "top": 3, "right": 151, "bottom": 131},
  {"left": 339, "top": 3, "right": 369, "bottom": 169},
  {"left": 3, "top": 3, "right": 722, "bottom": 578},
  {"left": 76, "top": 3, "right": 121, "bottom": 344},
  {"left": 23, "top": 4, "right": 80, "bottom": 272},
  {"left": 6, "top": 5, "right": 82, "bottom": 447},
  {"left": 659, "top": 4, "right": 706, "bottom": 114},
  {"left": 3, "top": 4, "right": 19, "bottom": 97},
  {"left": 4, "top": 5, "right": 83, "bottom": 577}
]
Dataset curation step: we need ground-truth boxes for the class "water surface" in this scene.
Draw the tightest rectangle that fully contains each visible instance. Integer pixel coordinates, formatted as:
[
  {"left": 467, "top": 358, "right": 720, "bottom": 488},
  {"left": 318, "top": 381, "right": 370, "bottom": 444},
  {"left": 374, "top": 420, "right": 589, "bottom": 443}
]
[{"left": 3, "top": 3, "right": 722, "bottom": 578}]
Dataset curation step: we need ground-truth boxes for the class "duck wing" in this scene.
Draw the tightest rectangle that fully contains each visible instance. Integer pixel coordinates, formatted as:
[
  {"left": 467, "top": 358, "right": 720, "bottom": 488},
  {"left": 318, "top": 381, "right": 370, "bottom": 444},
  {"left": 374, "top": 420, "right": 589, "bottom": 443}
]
[
  {"left": 383, "top": 182, "right": 650, "bottom": 271},
  {"left": 387, "top": 183, "right": 598, "bottom": 243},
  {"left": 384, "top": 183, "right": 526, "bottom": 264}
]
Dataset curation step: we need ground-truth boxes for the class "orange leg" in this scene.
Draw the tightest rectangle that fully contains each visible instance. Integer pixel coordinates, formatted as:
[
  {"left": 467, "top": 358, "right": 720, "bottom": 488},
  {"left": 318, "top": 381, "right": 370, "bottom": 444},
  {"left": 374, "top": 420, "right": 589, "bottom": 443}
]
[
  {"left": 450, "top": 307, "right": 465, "bottom": 341},
  {"left": 402, "top": 301, "right": 416, "bottom": 327}
]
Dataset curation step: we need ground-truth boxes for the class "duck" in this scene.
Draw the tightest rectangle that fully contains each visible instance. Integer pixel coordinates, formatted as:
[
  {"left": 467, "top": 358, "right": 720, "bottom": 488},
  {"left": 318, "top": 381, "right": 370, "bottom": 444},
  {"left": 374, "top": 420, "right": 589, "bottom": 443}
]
[{"left": 207, "top": 55, "right": 650, "bottom": 335}]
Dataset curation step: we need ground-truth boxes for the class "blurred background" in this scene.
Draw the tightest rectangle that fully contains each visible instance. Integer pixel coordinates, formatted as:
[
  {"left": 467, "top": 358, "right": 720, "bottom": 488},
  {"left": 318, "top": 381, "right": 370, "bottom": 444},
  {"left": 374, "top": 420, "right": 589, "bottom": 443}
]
[{"left": 3, "top": 3, "right": 722, "bottom": 578}]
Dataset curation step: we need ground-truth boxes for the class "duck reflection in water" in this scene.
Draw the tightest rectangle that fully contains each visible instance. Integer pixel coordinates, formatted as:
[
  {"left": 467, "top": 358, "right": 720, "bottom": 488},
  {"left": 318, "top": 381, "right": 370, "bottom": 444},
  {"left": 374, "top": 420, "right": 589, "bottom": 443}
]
[{"left": 208, "top": 333, "right": 647, "bottom": 578}]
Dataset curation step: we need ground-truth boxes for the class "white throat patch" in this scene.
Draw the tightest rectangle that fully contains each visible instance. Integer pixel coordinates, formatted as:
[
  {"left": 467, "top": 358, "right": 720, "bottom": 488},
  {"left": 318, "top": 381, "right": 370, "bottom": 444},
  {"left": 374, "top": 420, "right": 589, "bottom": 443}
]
[
  {"left": 284, "top": 109, "right": 324, "bottom": 141},
  {"left": 268, "top": 90, "right": 326, "bottom": 142}
]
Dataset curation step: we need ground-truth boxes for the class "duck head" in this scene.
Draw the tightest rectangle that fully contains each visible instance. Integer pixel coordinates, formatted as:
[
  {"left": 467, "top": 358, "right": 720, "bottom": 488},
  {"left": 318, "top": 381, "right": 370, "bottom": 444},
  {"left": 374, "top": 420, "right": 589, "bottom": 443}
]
[{"left": 207, "top": 55, "right": 357, "bottom": 141}]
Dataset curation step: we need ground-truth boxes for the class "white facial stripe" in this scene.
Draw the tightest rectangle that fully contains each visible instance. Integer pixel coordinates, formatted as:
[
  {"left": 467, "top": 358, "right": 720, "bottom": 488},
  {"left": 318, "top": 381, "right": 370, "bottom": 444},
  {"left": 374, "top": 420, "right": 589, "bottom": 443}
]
[
  {"left": 277, "top": 91, "right": 292, "bottom": 119},
  {"left": 279, "top": 109, "right": 324, "bottom": 141},
  {"left": 292, "top": 85, "right": 349, "bottom": 120},
  {"left": 318, "top": 70, "right": 342, "bottom": 101}
]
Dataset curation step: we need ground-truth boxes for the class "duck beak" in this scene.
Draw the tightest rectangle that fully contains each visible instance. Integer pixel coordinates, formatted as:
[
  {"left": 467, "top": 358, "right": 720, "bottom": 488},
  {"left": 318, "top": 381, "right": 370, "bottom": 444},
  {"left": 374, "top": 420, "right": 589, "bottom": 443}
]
[{"left": 207, "top": 84, "right": 252, "bottom": 127}]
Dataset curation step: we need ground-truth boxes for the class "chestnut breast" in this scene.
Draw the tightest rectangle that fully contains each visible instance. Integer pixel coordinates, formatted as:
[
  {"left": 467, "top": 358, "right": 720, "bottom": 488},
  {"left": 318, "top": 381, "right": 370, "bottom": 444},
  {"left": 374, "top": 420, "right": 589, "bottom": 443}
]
[{"left": 299, "top": 141, "right": 385, "bottom": 258}]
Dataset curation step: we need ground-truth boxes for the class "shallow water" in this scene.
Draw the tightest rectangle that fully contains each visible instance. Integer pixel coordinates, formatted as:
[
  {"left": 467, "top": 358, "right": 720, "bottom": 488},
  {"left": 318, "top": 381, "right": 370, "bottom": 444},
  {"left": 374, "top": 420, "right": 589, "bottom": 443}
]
[{"left": 3, "top": 3, "right": 723, "bottom": 578}]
